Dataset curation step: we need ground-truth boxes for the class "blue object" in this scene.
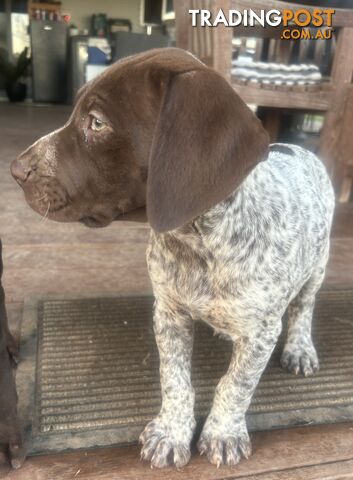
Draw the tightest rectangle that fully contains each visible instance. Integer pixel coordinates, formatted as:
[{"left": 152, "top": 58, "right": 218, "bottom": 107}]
[{"left": 88, "top": 46, "right": 108, "bottom": 65}]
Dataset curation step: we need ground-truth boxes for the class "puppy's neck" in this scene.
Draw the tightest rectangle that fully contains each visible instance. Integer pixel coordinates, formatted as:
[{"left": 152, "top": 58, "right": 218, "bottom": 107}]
[{"left": 153, "top": 163, "right": 261, "bottom": 254}]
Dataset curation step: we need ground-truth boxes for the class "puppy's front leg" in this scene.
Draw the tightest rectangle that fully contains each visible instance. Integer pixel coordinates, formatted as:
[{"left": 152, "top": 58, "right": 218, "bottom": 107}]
[
  {"left": 140, "top": 301, "right": 196, "bottom": 468},
  {"left": 198, "top": 324, "right": 280, "bottom": 467},
  {"left": 0, "top": 296, "right": 19, "bottom": 364}
]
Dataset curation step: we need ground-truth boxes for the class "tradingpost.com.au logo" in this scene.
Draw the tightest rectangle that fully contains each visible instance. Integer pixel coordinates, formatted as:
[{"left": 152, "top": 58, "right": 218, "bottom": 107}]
[{"left": 189, "top": 8, "right": 335, "bottom": 40}]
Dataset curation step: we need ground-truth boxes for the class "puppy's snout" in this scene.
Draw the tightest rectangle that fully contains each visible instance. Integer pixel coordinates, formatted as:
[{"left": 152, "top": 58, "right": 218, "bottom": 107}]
[{"left": 11, "top": 158, "right": 37, "bottom": 184}]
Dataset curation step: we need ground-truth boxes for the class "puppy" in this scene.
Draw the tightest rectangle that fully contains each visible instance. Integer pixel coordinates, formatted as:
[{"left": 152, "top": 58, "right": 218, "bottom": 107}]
[
  {"left": 11, "top": 48, "right": 334, "bottom": 468},
  {"left": 0, "top": 240, "right": 25, "bottom": 469}
]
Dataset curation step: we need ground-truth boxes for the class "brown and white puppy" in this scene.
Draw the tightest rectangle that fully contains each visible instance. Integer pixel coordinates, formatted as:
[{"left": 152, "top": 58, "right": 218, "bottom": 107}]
[
  {"left": 0, "top": 240, "right": 25, "bottom": 469},
  {"left": 11, "top": 48, "right": 334, "bottom": 468}
]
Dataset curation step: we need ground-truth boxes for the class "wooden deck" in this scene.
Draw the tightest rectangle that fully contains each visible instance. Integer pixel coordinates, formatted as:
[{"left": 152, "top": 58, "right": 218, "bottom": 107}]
[{"left": 1, "top": 103, "right": 353, "bottom": 479}]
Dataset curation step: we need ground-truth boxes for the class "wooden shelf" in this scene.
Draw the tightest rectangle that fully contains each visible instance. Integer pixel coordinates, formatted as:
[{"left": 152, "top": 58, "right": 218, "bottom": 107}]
[{"left": 232, "top": 79, "right": 333, "bottom": 110}]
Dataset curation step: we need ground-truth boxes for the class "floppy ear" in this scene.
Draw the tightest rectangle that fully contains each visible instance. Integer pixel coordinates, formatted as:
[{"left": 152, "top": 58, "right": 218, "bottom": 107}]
[{"left": 147, "top": 67, "right": 269, "bottom": 233}]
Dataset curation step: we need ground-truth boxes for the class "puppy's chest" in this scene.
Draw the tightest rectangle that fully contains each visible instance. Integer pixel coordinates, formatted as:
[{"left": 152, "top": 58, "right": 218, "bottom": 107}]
[
  {"left": 146, "top": 212, "right": 307, "bottom": 329},
  {"left": 146, "top": 226, "right": 261, "bottom": 323}
]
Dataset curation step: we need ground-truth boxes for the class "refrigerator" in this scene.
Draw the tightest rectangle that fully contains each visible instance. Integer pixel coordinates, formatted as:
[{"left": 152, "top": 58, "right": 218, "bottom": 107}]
[{"left": 30, "top": 20, "right": 67, "bottom": 103}]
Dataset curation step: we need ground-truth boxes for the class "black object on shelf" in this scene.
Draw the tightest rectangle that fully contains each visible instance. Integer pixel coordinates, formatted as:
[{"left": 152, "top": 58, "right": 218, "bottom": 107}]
[
  {"left": 142, "top": 0, "right": 163, "bottom": 25},
  {"left": 111, "top": 31, "right": 169, "bottom": 62},
  {"left": 30, "top": 20, "right": 67, "bottom": 103},
  {"left": 108, "top": 18, "right": 132, "bottom": 35},
  {"left": 91, "top": 14, "right": 108, "bottom": 37}
]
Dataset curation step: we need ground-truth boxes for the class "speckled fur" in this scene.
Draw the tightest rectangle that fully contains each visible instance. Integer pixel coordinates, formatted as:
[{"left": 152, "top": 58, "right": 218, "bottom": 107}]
[{"left": 139, "top": 144, "right": 334, "bottom": 468}]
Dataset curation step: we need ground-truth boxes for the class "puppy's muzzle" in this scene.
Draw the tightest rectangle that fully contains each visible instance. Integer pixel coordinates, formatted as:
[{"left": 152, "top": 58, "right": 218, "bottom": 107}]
[
  {"left": 11, "top": 149, "right": 70, "bottom": 218},
  {"left": 11, "top": 158, "right": 36, "bottom": 185}
]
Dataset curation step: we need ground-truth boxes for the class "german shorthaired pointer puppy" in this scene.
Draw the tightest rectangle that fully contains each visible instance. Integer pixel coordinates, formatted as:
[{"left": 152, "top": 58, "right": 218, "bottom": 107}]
[
  {"left": 11, "top": 48, "right": 334, "bottom": 468},
  {"left": 0, "top": 240, "right": 24, "bottom": 468}
]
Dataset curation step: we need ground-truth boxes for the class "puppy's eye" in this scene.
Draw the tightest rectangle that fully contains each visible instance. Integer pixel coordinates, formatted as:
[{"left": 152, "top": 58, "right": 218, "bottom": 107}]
[{"left": 90, "top": 116, "right": 107, "bottom": 132}]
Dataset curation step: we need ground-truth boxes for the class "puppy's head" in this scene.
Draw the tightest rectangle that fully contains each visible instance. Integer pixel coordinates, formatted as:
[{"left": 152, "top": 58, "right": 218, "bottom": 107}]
[{"left": 11, "top": 48, "right": 269, "bottom": 232}]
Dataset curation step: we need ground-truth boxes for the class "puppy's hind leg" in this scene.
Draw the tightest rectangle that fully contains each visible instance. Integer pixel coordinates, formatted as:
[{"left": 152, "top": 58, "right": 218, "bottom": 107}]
[
  {"left": 281, "top": 265, "right": 326, "bottom": 377},
  {"left": 139, "top": 301, "right": 196, "bottom": 468}
]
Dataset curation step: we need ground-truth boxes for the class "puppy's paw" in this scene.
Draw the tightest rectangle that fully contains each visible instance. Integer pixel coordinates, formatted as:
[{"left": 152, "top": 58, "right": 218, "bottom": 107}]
[
  {"left": 198, "top": 418, "right": 251, "bottom": 467},
  {"left": 139, "top": 416, "right": 194, "bottom": 468},
  {"left": 281, "top": 341, "right": 319, "bottom": 376},
  {"left": 0, "top": 436, "right": 25, "bottom": 470}
]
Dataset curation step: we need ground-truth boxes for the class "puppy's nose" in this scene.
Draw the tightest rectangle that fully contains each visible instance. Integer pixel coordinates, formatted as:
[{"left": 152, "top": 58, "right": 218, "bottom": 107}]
[{"left": 11, "top": 159, "right": 33, "bottom": 183}]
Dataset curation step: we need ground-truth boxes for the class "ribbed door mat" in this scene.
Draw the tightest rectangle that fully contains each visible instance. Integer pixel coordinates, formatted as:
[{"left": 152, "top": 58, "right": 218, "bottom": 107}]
[{"left": 17, "top": 290, "right": 353, "bottom": 454}]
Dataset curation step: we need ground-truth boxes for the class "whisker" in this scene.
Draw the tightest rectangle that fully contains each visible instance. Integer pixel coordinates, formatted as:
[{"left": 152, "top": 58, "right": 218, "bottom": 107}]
[{"left": 40, "top": 202, "right": 50, "bottom": 224}]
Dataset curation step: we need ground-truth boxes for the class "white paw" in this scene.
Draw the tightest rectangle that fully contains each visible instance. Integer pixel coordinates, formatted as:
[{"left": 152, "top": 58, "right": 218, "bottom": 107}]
[
  {"left": 198, "top": 418, "right": 251, "bottom": 467},
  {"left": 139, "top": 415, "right": 195, "bottom": 468},
  {"left": 281, "top": 341, "right": 319, "bottom": 376}
]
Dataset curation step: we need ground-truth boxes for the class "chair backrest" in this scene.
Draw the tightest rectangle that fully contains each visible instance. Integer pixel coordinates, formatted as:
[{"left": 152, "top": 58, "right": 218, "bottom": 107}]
[
  {"left": 175, "top": 0, "right": 214, "bottom": 66},
  {"left": 234, "top": 0, "right": 353, "bottom": 28},
  {"left": 176, "top": 0, "right": 233, "bottom": 78}
]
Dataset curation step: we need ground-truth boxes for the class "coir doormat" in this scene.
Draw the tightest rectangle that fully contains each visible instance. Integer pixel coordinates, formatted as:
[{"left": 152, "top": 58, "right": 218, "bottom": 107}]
[{"left": 17, "top": 290, "right": 353, "bottom": 455}]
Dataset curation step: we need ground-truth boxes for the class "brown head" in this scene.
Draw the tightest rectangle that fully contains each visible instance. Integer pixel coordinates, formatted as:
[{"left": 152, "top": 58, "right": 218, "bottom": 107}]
[{"left": 11, "top": 48, "right": 269, "bottom": 232}]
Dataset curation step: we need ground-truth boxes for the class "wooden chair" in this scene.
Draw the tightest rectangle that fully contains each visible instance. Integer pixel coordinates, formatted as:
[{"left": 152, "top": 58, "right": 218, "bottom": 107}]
[
  {"left": 335, "top": 84, "right": 353, "bottom": 202},
  {"left": 175, "top": 0, "right": 353, "bottom": 200}
]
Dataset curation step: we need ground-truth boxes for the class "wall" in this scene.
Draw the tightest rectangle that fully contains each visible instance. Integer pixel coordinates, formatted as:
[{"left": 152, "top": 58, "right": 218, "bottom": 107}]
[{"left": 61, "top": 0, "right": 143, "bottom": 33}]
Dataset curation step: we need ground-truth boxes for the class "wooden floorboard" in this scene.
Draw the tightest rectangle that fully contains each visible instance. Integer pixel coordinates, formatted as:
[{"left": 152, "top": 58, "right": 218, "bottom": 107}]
[
  {"left": 1, "top": 103, "right": 353, "bottom": 479},
  {"left": 3, "top": 423, "right": 353, "bottom": 479}
]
